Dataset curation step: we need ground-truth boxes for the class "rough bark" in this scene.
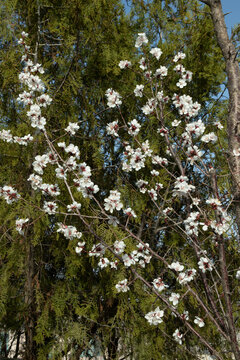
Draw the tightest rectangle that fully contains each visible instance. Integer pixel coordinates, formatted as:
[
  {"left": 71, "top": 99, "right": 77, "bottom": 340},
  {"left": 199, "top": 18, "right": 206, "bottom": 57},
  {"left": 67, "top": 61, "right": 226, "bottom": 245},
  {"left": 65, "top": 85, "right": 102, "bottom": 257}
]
[
  {"left": 200, "top": 0, "right": 240, "bottom": 230},
  {"left": 24, "top": 239, "right": 37, "bottom": 360},
  {"left": 199, "top": 1, "right": 240, "bottom": 359}
]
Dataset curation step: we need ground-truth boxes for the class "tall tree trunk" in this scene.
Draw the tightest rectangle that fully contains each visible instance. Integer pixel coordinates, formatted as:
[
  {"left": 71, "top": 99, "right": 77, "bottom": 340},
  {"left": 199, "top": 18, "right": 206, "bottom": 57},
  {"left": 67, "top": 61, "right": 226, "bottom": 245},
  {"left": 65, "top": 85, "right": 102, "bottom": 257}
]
[
  {"left": 200, "top": 0, "right": 240, "bottom": 230},
  {"left": 199, "top": 1, "right": 240, "bottom": 359},
  {"left": 24, "top": 239, "right": 37, "bottom": 360}
]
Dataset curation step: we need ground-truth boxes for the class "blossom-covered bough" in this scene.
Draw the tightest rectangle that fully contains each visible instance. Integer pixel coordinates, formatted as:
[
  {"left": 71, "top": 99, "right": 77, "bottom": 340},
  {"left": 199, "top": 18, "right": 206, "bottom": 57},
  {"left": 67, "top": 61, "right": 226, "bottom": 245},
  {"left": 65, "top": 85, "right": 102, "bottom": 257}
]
[{"left": 2, "top": 31, "right": 240, "bottom": 360}]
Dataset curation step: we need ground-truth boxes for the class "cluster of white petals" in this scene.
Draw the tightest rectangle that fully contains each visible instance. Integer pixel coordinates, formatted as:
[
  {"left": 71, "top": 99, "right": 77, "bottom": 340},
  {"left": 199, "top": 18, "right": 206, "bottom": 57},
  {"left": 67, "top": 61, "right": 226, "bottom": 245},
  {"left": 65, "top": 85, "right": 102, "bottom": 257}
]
[
  {"left": 98, "top": 257, "right": 110, "bottom": 269},
  {"left": 67, "top": 201, "right": 81, "bottom": 212},
  {"left": 0, "top": 186, "right": 20, "bottom": 204},
  {"left": 115, "top": 279, "right": 130, "bottom": 292},
  {"left": 0, "top": 130, "right": 33, "bottom": 145},
  {"left": 65, "top": 122, "right": 80, "bottom": 136},
  {"left": 150, "top": 47, "right": 162, "bottom": 60},
  {"left": 106, "top": 120, "right": 119, "bottom": 137},
  {"left": 169, "top": 292, "right": 180, "bottom": 306},
  {"left": 198, "top": 257, "right": 213, "bottom": 273},
  {"left": 43, "top": 201, "right": 58, "bottom": 215},
  {"left": 178, "top": 269, "right": 196, "bottom": 284},
  {"left": 134, "top": 84, "right": 144, "bottom": 97},
  {"left": 57, "top": 223, "right": 82, "bottom": 240},
  {"left": 136, "top": 179, "right": 148, "bottom": 193},
  {"left": 173, "top": 52, "right": 186, "bottom": 63},
  {"left": 122, "top": 146, "right": 147, "bottom": 172},
  {"left": 124, "top": 207, "right": 137, "bottom": 218},
  {"left": 173, "top": 94, "right": 201, "bottom": 119},
  {"left": 16, "top": 218, "right": 29, "bottom": 235},
  {"left": 128, "top": 119, "right": 141, "bottom": 136},
  {"left": 75, "top": 241, "right": 85, "bottom": 255},
  {"left": 119, "top": 60, "right": 132, "bottom": 69},
  {"left": 173, "top": 176, "right": 195, "bottom": 197},
  {"left": 105, "top": 88, "right": 122, "bottom": 108},
  {"left": 152, "top": 277, "right": 168, "bottom": 292},
  {"left": 194, "top": 316, "right": 205, "bottom": 327},
  {"left": 104, "top": 190, "right": 123, "bottom": 213},
  {"left": 155, "top": 66, "right": 168, "bottom": 78},
  {"left": 184, "top": 212, "right": 200, "bottom": 236},
  {"left": 201, "top": 132, "right": 217, "bottom": 143},
  {"left": 236, "top": 270, "right": 240, "bottom": 279},
  {"left": 135, "top": 33, "right": 148, "bottom": 48},
  {"left": 113, "top": 240, "right": 126, "bottom": 254},
  {"left": 89, "top": 243, "right": 105, "bottom": 257},
  {"left": 168, "top": 262, "right": 184, "bottom": 272},
  {"left": 141, "top": 98, "right": 157, "bottom": 115},
  {"left": 173, "top": 329, "right": 183, "bottom": 344},
  {"left": 186, "top": 145, "right": 203, "bottom": 164},
  {"left": 145, "top": 307, "right": 164, "bottom": 325}
]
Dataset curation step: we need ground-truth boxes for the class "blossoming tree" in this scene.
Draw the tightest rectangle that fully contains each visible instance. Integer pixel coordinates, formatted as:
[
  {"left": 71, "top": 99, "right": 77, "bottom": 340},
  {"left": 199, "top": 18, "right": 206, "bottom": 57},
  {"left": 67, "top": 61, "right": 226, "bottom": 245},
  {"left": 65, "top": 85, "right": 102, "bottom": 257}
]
[{"left": 1, "top": 1, "right": 240, "bottom": 359}]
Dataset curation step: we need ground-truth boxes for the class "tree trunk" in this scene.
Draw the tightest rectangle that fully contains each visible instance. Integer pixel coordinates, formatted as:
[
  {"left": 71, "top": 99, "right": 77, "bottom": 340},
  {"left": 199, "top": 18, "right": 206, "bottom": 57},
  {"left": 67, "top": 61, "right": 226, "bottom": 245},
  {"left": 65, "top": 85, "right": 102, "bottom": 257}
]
[
  {"left": 200, "top": 0, "right": 240, "bottom": 230},
  {"left": 199, "top": 1, "right": 240, "bottom": 359},
  {"left": 24, "top": 239, "right": 37, "bottom": 360}
]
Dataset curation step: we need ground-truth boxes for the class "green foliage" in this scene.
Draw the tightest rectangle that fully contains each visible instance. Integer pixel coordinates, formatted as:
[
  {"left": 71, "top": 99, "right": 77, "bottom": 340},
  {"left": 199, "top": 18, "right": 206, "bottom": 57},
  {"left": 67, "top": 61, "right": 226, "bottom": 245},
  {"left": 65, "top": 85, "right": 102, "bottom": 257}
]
[{"left": 0, "top": 0, "right": 233, "bottom": 359}]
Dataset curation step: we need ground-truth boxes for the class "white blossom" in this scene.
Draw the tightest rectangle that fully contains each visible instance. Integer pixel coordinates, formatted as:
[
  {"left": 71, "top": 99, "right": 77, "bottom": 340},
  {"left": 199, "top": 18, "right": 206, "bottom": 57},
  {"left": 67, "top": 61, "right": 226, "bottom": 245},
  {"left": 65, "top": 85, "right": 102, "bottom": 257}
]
[
  {"left": 106, "top": 120, "right": 119, "bottom": 137},
  {"left": 194, "top": 316, "right": 205, "bottom": 327},
  {"left": 16, "top": 218, "right": 29, "bottom": 235},
  {"left": 145, "top": 307, "right": 164, "bottom": 325},
  {"left": 89, "top": 243, "right": 105, "bottom": 257},
  {"left": 134, "top": 84, "right": 144, "bottom": 97},
  {"left": 150, "top": 47, "right": 162, "bottom": 60},
  {"left": 135, "top": 33, "right": 148, "bottom": 48},
  {"left": 124, "top": 207, "right": 137, "bottom": 218},
  {"left": 173, "top": 52, "right": 186, "bottom": 62},
  {"left": 178, "top": 269, "right": 196, "bottom": 284},
  {"left": 169, "top": 292, "right": 180, "bottom": 306},
  {"left": 104, "top": 190, "right": 123, "bottom": 213},
  {"left": 236, "top": 270, "right": 240, "bottom": 279},
  {"left": 75, "top": 241, "right": 85, "bottom": 254},
  {"left": 0, "top": 186, "right": 20, "bottom": 204},
  {"left": 198, "top": 257, "right": 213, "bottom": 273},
  {"left": 98, "top": 257, "right": 110, "bottom": 269},
  {"left": 139, "top": 57, "right": 147, "bottom": 71},
  {"left": 168, "top": 262, "right": 184, "bottom": 272},
  {"left": 173, "top": 329, "right": 183, "bottom": 344},
  {"left": 201, "top": 132, "right": 217, "bottom": 143},
  {"left": 115, "top": 279, "right": 129, "bottom": 292},
  {"left": 65, "top": 122, "right": 80, "bottom": 135},
  {"left": 57, "top": 223, "right": 82, "bottom": 240},
  {"left": 43, "top": 201, "right": 58, "bottom": 215},
  {"left": 119, "top": 60, "right": 132, "bottom": 69},
  {"left": 37, "top": 94, "right": 52, "bottom": 107},
  {"left": 155, "top": 66, "right": 168, "bottom": 78},
  {"left": 128, "top": 119, "right": 141, "bottom": 136},
  {"left": 113, "top": 240, "right": 125, "bottom": 254},
  {"left": 152, "top": 277, "right": 168, "bottom": 292},
  {"left": 105, "top": 88, "right": 122, "bottom": 108},
  {"left": 67, "top": 201, "right": 81, "bottom": 212},
  {"left": 136, "top": 179, "right": 148, "bottom": 193}
]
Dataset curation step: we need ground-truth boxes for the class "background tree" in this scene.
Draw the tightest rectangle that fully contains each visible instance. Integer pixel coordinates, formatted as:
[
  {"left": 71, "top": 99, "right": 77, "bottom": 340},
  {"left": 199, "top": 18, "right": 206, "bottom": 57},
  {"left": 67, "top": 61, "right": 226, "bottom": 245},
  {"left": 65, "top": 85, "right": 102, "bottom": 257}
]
[{"left": 0, "top": 0, "right": 238, "bottom": 359}]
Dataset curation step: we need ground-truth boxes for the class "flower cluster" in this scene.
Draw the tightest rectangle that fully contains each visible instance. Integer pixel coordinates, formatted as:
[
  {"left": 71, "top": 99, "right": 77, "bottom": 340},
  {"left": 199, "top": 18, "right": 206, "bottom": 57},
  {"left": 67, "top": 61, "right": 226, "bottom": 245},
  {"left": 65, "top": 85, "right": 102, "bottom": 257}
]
[
  {"left": 8, "top": 31, "right": 235, "bottom": 351},
  {"left": 152, "top": 277, "right": 168, "bottom": 292},
  {"left": 105, "top": 88, "right": 122, "bottom": 108},
  {"left": 198, "top": 257, "right": 213, "bottom": 273},
  {"left": 115, "top": 279, "right": 130, "bottom": 292},
  {"left": 57, "top": 223, "right": 82, "bottom": 240},
  {"left": 16, "top": 218, "right": 29, "bottom": 235},
  {"left": 104, "top": 190, "right": 123, "bottom": 213},
  {"left": 0, "top": 130, "right": 33, "bottom": 146},
  {"left": 145, "top": 307, "right": 164, "bottom": 325},
  {"left": 0, "top": 186, "right": 20, "bottom": 204}
]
